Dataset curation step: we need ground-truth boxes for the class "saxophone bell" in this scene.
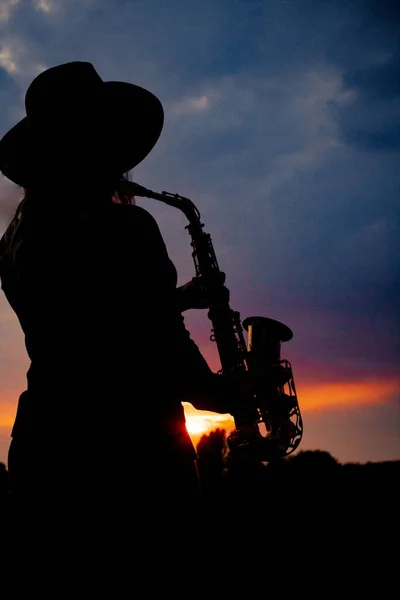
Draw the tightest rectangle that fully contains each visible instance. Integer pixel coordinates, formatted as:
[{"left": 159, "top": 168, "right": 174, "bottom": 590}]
[{"left": 227, "top": 317, "right": 303, "bottom": 462}]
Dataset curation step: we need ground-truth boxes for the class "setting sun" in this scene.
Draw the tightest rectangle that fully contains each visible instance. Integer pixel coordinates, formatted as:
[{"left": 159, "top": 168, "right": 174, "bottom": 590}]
[
  {"left": 183, "top": 403, "right": 235, "bottom": 445},
  {"left": 185, "top": 415, "right": 210, "bottom": 435}
]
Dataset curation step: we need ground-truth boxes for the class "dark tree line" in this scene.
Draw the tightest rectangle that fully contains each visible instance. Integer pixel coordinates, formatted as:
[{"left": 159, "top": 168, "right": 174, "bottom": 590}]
[
  {"left": 1, "top": 430, "right": 398, "bottom": 590},
  {"left": 196, "top": 429, "right": 399, "bottom": 526},
  {"left": 195, "top": 429, "right": 398, "bottom": 583}
]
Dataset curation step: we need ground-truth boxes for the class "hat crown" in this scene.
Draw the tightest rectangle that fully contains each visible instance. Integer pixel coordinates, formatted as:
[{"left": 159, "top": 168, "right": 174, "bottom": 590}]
[{"left": 25, "top": 62, "right": 104, "bottom": 127}]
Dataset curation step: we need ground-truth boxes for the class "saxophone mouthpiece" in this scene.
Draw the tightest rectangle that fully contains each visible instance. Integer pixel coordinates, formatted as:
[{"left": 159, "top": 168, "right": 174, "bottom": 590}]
[{"left": 130, "top": 182, "right": 152, "bottom": 198}]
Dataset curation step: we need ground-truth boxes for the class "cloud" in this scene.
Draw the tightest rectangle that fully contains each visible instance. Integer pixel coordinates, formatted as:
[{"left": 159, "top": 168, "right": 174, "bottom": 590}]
[
  {"left": 0, "top": 35, "right": 46, "bottom": 91},
  {"left": 0, "top": 45, "right": 18, "bottom": 73},
  {"left": 343, "top": 54, "right": 400, "bottom": 101},
  {"left": 0, "top": 0, "right": 19, "bottom": 23},
  {"left": 0, "top": 176, "right": 20, "bottom": 231},
  {"left": 0, "top": 40, "right": 49, "bottom": 134},
  {"left": 35, "top": 0, "right": 54, "bottom": 12},
  {"left": 252, "top": 67, "right": 354, "bottom": 198},
  {"left": 329, "top": 53, "right": 400, "bottom": 152},
  {"left": 156, "top": 64, "right": 350, "bottom": 197},
  {"left": 170, "top": 94, "right": 212, "bottom": 116}
]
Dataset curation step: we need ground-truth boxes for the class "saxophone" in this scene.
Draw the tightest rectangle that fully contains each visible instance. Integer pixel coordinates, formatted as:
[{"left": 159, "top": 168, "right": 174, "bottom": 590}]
[{"left": 131, "top": 182, "right": 303, "bottom": 461}]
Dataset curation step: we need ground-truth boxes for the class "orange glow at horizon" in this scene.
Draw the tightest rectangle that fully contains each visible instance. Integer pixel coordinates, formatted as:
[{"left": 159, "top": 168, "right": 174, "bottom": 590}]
[
  {"left": 0, "top": 403, "right": 16, "bottom": 429},
  {"left": 183, "top": 376, "right": 399, "bottom": 441},
  {"left": 298, "top": 378, "right": 399, "bottom": 411}
]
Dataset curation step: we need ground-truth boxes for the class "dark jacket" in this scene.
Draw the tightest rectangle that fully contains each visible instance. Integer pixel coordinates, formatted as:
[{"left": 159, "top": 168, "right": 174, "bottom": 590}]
[{"left": 0, "top": 201, "right": 213, "bottom": 462}]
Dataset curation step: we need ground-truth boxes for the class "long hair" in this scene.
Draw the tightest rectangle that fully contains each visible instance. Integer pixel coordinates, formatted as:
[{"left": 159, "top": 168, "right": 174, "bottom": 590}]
[{"left": 0, "top": 172, "right": 136, "bottom": 265}]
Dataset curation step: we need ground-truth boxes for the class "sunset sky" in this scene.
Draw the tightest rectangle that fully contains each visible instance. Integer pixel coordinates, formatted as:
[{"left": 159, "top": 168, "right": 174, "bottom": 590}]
[{"left": 0, "top": 0, "right": 399, "bottom": 465}]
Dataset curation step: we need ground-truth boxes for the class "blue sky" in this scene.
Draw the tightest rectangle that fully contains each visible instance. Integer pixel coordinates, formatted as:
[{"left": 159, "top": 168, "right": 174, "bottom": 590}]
[{"left": 0, "top": 0, "right": 399, "bottom": 464}]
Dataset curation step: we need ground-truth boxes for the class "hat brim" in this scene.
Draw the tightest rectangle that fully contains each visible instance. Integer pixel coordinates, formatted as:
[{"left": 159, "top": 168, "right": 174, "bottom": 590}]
[{"left": 0, "top": 81, "right": 164, "bottom": 187}]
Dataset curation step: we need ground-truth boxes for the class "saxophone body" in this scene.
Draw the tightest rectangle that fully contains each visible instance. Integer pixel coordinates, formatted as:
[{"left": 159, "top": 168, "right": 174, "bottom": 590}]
[{"left": 131, "top": 183, "right": 303, "bottom": 461}]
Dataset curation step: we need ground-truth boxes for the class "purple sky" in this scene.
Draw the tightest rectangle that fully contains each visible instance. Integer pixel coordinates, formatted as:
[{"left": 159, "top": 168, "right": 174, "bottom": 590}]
[{"left": 0, "top": 0, "right": 399, "bottom": 465}]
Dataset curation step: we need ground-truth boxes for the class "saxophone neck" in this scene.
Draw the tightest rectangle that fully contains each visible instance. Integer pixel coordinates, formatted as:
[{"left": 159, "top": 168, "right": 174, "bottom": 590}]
[{"left": 130, "top": 182, "right": 201, "bottom": 224}]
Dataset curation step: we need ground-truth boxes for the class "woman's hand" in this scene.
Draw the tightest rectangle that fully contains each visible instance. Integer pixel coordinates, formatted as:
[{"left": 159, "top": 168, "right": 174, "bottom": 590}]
[
  {"left": 188, "top": 370, "right": 256, "bottom": 417},
  {"left": 176, "top": 275, "right": 230, "bottom": 312}
]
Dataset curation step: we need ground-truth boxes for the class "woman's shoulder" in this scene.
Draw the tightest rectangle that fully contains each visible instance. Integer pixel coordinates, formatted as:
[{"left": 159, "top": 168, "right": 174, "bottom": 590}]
[
  {"left": 108, "top": 203, "right": 159, "bottom": 228},
  {"left": 105, "top": 203, "right": 165, "bottom": 246},
  {"left": 105, "top": 202, "right": 172, "bottom": 266}
]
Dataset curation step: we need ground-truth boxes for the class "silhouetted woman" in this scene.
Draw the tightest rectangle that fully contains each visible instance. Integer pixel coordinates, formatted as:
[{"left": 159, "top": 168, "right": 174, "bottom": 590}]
[{"left": 0, "top": 62, "right": 239, "bottom": 586}]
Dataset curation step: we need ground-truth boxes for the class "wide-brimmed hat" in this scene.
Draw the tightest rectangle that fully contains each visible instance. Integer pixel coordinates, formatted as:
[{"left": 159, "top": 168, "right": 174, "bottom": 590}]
[{"left": 0, "top": 61, "right": 164, "bottom": 187}]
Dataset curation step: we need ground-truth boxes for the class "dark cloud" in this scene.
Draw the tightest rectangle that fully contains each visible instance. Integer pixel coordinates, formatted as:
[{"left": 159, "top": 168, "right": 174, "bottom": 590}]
[
  {"left": 0, "top": 67, "right": 19, "bottom": 133},
  {"left": 363, "top": 0, "right": 400, "bottom": 25},
  {"left": 343, "top": 55, "right": 400, "bottom": 101},
  {"left": 329, "top": 53, "right": 400, "bottom": 151},
  {"left": 0, "top": 67, "right": 15, "bottom": 90}
]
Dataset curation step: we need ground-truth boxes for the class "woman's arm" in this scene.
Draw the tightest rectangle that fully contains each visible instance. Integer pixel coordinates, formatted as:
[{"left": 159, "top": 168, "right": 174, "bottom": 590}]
[{"left": 120, "top": 204, "right": 241, "bottom": 414}]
